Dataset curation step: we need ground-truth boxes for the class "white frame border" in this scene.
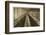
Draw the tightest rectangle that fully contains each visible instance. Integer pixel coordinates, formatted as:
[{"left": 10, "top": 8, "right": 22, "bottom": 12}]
[{"left": 9, "top": 3, "right": 44, "bottom": 32}]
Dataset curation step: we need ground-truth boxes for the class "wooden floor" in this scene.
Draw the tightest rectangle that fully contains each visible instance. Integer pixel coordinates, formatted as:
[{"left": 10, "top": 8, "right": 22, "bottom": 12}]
[{"left": 14, "top": 14, "right": 40, "bottom": 27}]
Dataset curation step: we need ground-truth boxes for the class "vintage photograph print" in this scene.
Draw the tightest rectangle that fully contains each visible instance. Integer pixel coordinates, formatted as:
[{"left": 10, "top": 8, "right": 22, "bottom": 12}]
[
  {"left": 14, "top": 8, "right": 40, "bottom": 27},
  {"left": 5, "top": 1, "right": 45, "bottom": 34}
]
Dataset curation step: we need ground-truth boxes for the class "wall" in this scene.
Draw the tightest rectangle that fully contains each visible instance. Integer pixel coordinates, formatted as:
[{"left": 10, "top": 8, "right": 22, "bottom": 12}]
[{"left": 14, "top": 8, "right": 27, "bottom": 19}]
